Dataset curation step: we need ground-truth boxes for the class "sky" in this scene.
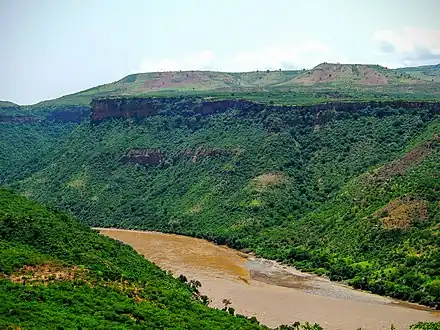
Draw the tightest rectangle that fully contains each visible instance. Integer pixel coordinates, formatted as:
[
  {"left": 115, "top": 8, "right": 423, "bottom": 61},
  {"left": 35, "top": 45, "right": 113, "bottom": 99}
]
[{"left": 1, "top": 0, "right": 440, "bottom": 105}]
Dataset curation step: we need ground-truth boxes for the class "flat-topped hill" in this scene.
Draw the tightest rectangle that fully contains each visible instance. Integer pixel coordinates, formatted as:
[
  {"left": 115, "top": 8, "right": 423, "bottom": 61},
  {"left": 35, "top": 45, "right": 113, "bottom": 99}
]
[{"left": 29, "top": 62, "right": 440, "bottom": 107}]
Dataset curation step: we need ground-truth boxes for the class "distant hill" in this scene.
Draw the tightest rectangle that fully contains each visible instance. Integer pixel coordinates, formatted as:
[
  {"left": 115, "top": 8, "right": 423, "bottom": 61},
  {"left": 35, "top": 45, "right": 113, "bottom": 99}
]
[
  {"left": 35, "top": 70, "right": 300, "bottom": 106},
  {"left": 34, "top": 62, "right": 440, "bottom": 107},
  {"left": 279, "top": 63, "right": 421, "bottom": 86},
  {"left": 395, "top": 63, "right": 440, "bottom": 83},
  {"left": 0, "top": 101, "right": 19, "bottom": 108}
]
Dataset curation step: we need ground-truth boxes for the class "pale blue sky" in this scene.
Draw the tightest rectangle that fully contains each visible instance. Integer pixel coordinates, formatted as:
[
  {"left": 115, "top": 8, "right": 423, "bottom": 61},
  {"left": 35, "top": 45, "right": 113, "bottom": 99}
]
[{"left": 1, "top": 0, "right": 439, "bottom": 104}]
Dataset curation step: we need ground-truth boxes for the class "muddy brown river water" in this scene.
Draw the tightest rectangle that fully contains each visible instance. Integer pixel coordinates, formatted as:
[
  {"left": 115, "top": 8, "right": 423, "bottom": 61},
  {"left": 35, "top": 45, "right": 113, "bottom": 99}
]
[{"left": 98, "top": 228, "right": 439, "bottom": 330}]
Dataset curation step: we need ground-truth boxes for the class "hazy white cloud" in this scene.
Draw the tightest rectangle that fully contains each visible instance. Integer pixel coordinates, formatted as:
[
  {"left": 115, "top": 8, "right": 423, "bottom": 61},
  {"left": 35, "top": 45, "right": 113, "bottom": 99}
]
[
  {"left": 226, "top": 42, "right": 342, "bottom": 71},
  {"left": 374, "top": 27, "right": 440, "bottom": 67},
  {"left": 138, "top": 50, "right": 216, "bottom": 72},
  {"left": 136, "top": 41, "right": 344, "bottom": 73},
  {"left": 133, "top": 29, "right": 440, "bottom": 74}
]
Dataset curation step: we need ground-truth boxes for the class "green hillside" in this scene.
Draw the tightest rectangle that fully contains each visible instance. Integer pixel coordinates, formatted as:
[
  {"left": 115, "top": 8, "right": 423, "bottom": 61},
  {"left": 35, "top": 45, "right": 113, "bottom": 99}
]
[
  {"left": 4, "top": 96, "right": 439, "bottom": 308},
  {"left": 0, "top": 122, "right": 76, "bottom": 184},
  {"left": 34, "top": 70, "right": 300, "bottom": 106},
  {"left": 395, "top": 64, "right": 440, "bottom": 83},
  {"left": 0, "top": 188, "right": 271, "bottom": 329},
  {"left": 0, "top": 104, "right": 88, "bottom": 184}
]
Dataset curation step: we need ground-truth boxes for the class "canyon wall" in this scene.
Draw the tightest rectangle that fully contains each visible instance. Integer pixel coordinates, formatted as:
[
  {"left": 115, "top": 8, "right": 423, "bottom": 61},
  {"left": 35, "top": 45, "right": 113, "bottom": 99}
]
[
  {"left": 3, "top": 98, "right": 439, "bottom": 125},
  {"left": 91, "top": 97, "right": 440, "bottom": 124}
]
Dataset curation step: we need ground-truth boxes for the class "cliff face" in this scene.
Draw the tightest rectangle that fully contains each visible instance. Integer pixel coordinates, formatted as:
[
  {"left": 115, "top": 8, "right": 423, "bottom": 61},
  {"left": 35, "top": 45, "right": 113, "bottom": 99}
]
[
  {"left": 122, "top": 147, "right": 238, "bottom": 166},
  {"left": 91, "top": 97, "right": 440, "bottom": 124},
  {"left": 122, "top": 149, "right": 165, "bottom": 166},
  {"left": 199, "top": 99, "right": 258, "bottom": 115},
  {"left": 91, "top": 98, "right": 162, "bottom": 123}
]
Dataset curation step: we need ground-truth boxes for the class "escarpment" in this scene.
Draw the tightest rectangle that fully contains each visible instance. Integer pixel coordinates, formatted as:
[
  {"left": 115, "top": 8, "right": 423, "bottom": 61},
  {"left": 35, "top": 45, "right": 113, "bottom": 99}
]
[
  {"left": 91, "top": 98, "right": 160, "bottom": 123},
  {"left": 91, "top": 96, "right": 440, "bottom": 124}
]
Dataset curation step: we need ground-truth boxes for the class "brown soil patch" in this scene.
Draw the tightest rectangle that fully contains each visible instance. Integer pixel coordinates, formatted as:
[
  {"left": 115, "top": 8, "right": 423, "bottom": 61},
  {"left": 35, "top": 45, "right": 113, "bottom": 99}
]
[
  {"left": 293, "top": 63, "right": 389, "bottom": 85},
  {"left": 143, "top": 72, "right": 201, "bottom": 91},
  {"left": 7, "top": 264, "right": 86, "bottom": 284},
  {"left": 374, "top": 198, "right": 428, "bottom": 229},
  {"left": 252, "top": 173, "right": 286, "bottom": 192},
  {"left": 359, "top": 67, "right": 388, "bottom": 85},
  {"left": 120, "top": 71, "right": 237, "bottom": 93},
  {"left": 5, "top": 263, "right": 147, "bottom": 303}
]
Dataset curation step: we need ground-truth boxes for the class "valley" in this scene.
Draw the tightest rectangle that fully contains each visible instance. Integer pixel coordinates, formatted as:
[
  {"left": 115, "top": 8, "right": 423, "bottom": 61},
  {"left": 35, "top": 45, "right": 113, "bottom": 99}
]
[{"left": 1, "top": 63, "right": 440, "bottom": 329}]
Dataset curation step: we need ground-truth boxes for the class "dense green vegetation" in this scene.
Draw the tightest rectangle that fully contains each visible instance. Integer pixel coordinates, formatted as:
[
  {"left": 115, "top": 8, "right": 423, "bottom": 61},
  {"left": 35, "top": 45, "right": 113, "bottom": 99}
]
[
  {"left": 0, "top": 178, "right": 432, "bottom": 330},
  {"left": 3, "top": 96, "right": 439, "bottom": 310},
  {"left": 411, "top": 322, "right": 440, "bottom": 330},
  {"left": 0, "top": 122, "right": 76, "bottom": 184},
  {"left": 0, "top": 188, "right": 273, "bottom": 329},
  {"left": 255, "top": 120, "right": 440, "bottom": 306}
]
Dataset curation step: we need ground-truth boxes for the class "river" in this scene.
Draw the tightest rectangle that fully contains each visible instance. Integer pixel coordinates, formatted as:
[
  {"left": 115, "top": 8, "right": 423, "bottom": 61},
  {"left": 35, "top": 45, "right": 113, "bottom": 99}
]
[{"left": 97, "top": 228, "right": 439, "bottom": 330}]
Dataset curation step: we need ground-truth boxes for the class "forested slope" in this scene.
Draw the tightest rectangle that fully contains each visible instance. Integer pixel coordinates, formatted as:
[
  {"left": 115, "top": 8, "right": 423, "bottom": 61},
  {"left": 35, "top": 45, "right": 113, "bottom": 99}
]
[
  {"left": 256, "top": 121, "right": 440, "bottom": 306},
  {"left": 0, "top": 104, "right": 88, "bottom": 184},
  {"left": 0, "top": 188, "right": 268, "bottom": 329},
  {"left": 2, "top": 97, "right": 439, "bottom": 308}
]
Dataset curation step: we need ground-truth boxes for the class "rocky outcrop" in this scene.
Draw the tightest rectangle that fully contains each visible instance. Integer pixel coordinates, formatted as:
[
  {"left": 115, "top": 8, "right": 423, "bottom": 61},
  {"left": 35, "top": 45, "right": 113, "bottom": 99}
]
[
  {"left": 91, "top": 98, "right": 163, "bottom": 123},
  {"left": 91, "top": 97, "right": 440, "bottom": 124},
  {"left": 90, "top": 97, "right": 261, "bottom": 123},
  {"left": 199, "top": 99, "right": 258, "bottom": 115},
  {"left": 122, "top": 147, "right": 239, "bottom": 167},
  {"left": 122, "top": 149, "right": 165, "bottom": 166}
]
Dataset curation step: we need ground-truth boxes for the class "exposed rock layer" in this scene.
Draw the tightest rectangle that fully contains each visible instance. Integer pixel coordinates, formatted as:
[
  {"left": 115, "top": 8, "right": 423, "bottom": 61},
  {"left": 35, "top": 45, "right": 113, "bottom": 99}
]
[
  {"left": 122, "top": 147, "right": 238, "bottom": 166},
  {"left": 122, "top": 149, "right": 165, "bottom": 166},
  {"left": 91, "top": 97, "right": 440, "bottom": 124}
]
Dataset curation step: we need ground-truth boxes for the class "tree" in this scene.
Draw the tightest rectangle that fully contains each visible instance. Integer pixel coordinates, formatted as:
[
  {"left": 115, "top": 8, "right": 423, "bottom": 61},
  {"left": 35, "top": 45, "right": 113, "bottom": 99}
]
[
  {"left": 222, "top": 298, "right": 232, "bottom": 310},
  {"left": 426, "top": 280, "right": 440, "bottom": 299}
]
